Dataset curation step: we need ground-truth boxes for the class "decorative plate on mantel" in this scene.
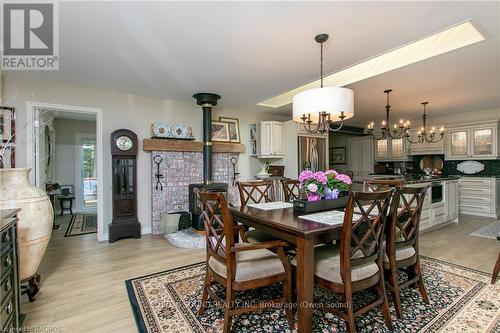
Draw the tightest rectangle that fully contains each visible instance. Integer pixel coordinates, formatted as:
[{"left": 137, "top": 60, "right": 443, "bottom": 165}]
[
  {"left": 152, "top": 122, "right": 170, "bottom": 138},
  {"left": 457, "top": 160, "right": 484, "bottom": 174}
]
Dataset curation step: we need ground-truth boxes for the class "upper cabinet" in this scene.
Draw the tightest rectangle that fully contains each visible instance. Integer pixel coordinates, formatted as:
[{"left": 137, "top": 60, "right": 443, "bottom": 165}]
[
  {"left": 374, "top": 138, "right": 410, "bottom": 162},
  {"left": 255, "top": 121, "right": 285, "bottom": 158},
  {"left": 407, "top": 129, "right": 445, "bottom": 155},
  {"left": 445, "top": 121, "right": 499, "bottom": 160}
]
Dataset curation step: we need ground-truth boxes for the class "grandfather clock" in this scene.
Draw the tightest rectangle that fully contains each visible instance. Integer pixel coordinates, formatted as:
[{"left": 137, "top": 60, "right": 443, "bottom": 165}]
[{"left": 109, "top": 129, "right": 141, "bottom": 243}]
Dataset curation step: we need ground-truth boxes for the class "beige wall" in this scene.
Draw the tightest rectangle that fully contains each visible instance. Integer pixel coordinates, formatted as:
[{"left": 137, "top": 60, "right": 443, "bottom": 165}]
[
  {"left": 407, "top": 108, "right": 500, "bottom": 127},
  {"left": 3, "top": 76, "right": 287, "bottom": 239},
  {"left": 53, "top": 118, "right": 96, "bottom": 187}
]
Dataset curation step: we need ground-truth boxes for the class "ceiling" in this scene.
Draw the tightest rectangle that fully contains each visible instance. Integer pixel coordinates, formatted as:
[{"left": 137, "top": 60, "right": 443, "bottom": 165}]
[{"left": 6, "top": 1, "right": 500, "bottom": 126}]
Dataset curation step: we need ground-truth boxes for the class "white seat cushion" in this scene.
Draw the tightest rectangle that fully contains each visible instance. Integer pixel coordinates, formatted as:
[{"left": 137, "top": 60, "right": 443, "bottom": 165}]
[
  {"left": 291, "top": 245, "right": 379, "bottom": 284},
  {"left": 208, "top": 243, "right": 285, "bottom": 282},
  {"left": 383, "top": 241, "right": 416, "bottom": 262}
]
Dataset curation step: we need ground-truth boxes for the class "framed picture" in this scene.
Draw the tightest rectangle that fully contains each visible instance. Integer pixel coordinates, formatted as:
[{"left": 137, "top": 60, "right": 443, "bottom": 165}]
[
  {"left": 329, "top": 147, "right": 347, "bottom": 164},
  {"left": 1, "top": 107, "right": 16, "bottom": 143},
  {"left": 219, "top": 117, "right": 240, "bottom": 143},
  {"left": 0, "top": 144, "right": 15, "bottom": 168},
  {"left": 211, "top": 121, "right": 231, "bottom": 142}
]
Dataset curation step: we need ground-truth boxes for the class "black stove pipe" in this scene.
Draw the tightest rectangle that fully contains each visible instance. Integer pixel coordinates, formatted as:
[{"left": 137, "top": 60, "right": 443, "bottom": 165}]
[{"left": 193, "top": 93, "right": 221, "bottom": 184}]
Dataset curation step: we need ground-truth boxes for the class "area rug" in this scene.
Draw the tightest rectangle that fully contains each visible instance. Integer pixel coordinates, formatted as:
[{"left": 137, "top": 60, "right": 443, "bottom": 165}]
[
  {"left": 471, "top": 220, "right": 500, "bottom": 240},
  {"left": 125, "top": 257, "right": 499, "bottom": 333},
  {"left": 65, "top": 213, "right": 97, "bottom": 237}
]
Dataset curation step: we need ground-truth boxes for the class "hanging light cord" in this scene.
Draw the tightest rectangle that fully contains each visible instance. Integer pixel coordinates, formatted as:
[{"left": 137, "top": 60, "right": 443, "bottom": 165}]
[{"left": 320, "top": 41, "right": 324, "bottom": 88}]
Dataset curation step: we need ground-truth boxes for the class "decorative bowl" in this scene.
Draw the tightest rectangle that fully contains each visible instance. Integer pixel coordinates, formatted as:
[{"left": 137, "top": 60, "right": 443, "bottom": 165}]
[{"left": 255, "top": 173, "right": 271, "bottom": 179}]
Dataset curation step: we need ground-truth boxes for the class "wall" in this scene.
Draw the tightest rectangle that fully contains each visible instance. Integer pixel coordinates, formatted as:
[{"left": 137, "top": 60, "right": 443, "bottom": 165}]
[
  {"left": 3, "top": 75, "right": 287, "bottom": 240},
  {"left": 328, "top": 132, "right": 360, "bottom": 171},
  {"left": 53, "top": 118, "right": 96, "bottom": 186}
]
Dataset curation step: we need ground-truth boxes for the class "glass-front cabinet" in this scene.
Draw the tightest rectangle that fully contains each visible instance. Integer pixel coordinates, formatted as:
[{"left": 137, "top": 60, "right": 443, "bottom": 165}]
[
  {"left": 374, "top": 138, "right": 409, "bottom": 161},
  {"left": 446, "top": 121, "right": 499, "bottom": 160}
]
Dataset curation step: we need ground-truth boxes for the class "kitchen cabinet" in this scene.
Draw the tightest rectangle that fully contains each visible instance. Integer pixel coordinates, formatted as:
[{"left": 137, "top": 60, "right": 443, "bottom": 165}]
[
  {"left": 347, "top": 136, "right": 374, "bottom": 178},
  {"left": 445, "top": 179, "right": 459, "bottom": 222},
  {"left": 255, "top": 121, "right": 285, "bottom": 158},
  {"left": 374, "top": 138, "right": 410, "bottom": 162},
  {"left": 446, "top": 121, "right": 499, "bottom": 160},
  {"left": 407, "top": 129, "right": 445, "bottom": 155},
  {"left": 458, "top": 177, "right": 499, "bottom": 218}
]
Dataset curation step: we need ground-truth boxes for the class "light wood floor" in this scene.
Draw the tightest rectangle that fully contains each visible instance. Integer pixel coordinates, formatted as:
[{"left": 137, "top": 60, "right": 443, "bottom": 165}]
[{"left": 21, "top": 214, "right": 498, "bottom": 332}]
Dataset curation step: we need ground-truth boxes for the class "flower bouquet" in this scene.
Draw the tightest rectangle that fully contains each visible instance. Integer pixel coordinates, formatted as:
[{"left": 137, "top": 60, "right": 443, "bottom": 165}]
[{"left": 294, "top": 169, "right": 352, "bottom": 213}]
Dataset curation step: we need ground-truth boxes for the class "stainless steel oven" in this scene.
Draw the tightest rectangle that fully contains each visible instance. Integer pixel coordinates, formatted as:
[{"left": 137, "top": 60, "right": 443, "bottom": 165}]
[{"left": 431, "top": 182, "right": 443, "bottom": 204}]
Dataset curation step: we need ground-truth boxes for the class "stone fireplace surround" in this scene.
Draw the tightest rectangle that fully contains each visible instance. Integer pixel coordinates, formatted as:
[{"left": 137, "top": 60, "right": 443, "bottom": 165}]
[{"left": 151, "top": 151, "right": 240, "bottom": 234}]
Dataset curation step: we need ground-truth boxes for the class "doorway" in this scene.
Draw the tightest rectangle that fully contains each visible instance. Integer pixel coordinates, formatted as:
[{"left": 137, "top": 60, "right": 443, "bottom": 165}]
[{"left": 26, "top": 102, "right": 104, "bottom": 241}]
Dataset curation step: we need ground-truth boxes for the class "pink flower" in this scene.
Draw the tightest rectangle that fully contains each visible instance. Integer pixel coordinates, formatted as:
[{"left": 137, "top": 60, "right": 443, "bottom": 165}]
[
  {"left": 313, "top": 171, "right": 328, "bottom": 184},
  {"left": 307, "top": 183, "right": 318, "bottom": 193},
  {"left": 298, "top": 170, "right": 314, "bottom": 182},
  {"left": 325, "top": 169, "right": 338, "bottom": 176},
  {"left": 337, "top": 174, "right": 352, "bottom": 185}
]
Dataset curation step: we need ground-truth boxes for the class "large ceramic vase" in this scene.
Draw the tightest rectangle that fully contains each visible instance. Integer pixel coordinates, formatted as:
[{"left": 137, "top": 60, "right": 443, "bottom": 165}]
[{"left": 0, "top": 168, "right": 53, "bottom": 294}]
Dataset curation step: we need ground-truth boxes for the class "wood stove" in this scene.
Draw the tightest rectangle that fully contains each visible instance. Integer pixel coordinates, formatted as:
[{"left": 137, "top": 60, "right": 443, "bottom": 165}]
[{"left": 189, "top": 93, "right": 228, "bottom": 231}]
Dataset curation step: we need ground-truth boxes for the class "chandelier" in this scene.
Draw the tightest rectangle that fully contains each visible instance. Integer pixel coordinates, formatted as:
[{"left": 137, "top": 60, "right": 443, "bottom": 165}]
[
  {"left": 406, "top": 102, "right": 444, "bottom": 144},
  {"left": 367, "top": 89, "right": 410, "bottom": 140},
  {"left": 292, "top": 33, "right": 354, "bottom": 134}
]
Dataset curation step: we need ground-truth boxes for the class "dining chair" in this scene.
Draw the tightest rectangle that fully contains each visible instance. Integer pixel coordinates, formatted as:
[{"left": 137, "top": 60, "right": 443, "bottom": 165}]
[
  {"left": 281, "top": 179, "right": 301, "bottom": 202},
  {"left": 195, "top": 190, "right": 293, "bottom": 333},
  {"left": 237, "top": 180, "right": 278, "bottom": 243},
  {"left": 383, "top": 184, "right": 429, "bottom": 318},
  {"left": 292, "top": 189, "right": 395, "bottom": 333},
  {"left": 345, "top": 170, "right": 354, "bottom": 180},
  {"left": 363, "top": 179, "right": 403, "bottom": 192},
  {"left": 492, "top": 236, "right": 500, "bottom": 284}
]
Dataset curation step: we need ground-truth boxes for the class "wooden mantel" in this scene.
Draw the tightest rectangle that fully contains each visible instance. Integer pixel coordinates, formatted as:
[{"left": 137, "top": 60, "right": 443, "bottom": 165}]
[{"left": 143, "top": 139, "right": 246, "bottom": 153}]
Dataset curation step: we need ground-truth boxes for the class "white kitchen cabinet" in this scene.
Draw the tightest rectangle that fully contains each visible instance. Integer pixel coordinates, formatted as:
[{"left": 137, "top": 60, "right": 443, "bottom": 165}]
[
  {"left": 446, "top": 121, "right": 499, "bottom": 160},
  {"left": 407, "top": 129, "right": 445, "bottom": 155},
  {"left": 347, "top": 136, "right": 374, "bottom": 178},
  {"left": 445, "top": 179, "right": 459, "bottom": 222},
  {"left": 374, "top": 138, "right": 410, "bottom": 162},
  {"left": 458, "top": 177, "right": 499, "bottom": 218},
  {"left": 256, "top": 121, "right": 285, "bottom": 158}
]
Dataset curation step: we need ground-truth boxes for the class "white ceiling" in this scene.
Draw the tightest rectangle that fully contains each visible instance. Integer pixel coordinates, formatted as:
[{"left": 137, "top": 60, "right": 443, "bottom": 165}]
[{"left": 6, "top": 1, "right": 500, "bottom": 126}]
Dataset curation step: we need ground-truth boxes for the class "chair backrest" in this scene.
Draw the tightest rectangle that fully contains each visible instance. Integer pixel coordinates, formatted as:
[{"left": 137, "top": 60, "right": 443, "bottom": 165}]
[
  {"left": 237, "top": 180, "right": 275, "bottom": 206},
  {"left": 345, "top": 170, "right": 354, "bottom": 180},
  {"left": 386, "top": 185, "right": 429, "bottom": 261},
  {"left": 281, "top": 179, "right": 300, "bottom": 202},
  {"left": 195, "top": 189, "right": 235, "bottom": 278},
  {"left": 340, "top": 189, "right": 394, "bottom": 282},
  {"left": 363, "top": 179, "right": 403, "bottom": 192}
]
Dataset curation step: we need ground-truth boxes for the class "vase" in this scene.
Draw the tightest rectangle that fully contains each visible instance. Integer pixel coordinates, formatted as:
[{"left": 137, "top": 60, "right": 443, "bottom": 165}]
[
  {"left": 307, "top": 193, "right": 321, "bottom": 202},
  {"left": 325, "top": 188, "right": 340, "bottom": 200},
  {"left": 0, "top": 168, "right": 53, "bottom": 284}
]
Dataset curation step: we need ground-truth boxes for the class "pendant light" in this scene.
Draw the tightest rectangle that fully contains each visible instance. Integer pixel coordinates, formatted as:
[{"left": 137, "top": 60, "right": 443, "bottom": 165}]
[
  {"left": 367, "top": 89, "right": 411, "bottom": 140},
  {"left": 292, "top": 33, "right": 354, "bottom": 133},
  {"left": 406, "top": 102, "right": 445, "bottom": 143}
]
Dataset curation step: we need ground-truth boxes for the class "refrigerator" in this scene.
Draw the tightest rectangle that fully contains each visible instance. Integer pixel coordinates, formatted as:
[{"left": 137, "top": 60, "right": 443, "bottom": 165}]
[{"left": 283, "top": 120, "right": 329, "bottom": 179}]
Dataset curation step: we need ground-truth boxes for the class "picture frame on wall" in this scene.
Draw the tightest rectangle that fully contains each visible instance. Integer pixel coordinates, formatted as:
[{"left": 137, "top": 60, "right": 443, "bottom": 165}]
[
  {"left": 219, "top": 117, "right": 240, "bottom": 143},
  {"left": 329, "top": 147, "right": 347, "bottom": 164},
  {"left": 1, "top": 107, "right": 16, "bottom": 143},
  {"left": 211, "top": 121, "right": 231, "bottom": 142}
]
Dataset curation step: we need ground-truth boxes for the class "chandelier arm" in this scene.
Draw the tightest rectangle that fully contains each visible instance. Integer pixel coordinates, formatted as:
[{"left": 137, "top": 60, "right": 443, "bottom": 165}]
[
  {"left": 301, "top": 113, "right": 323, "bottom": 134},
  {"left": 326, "top": 119, "right": 344, "bottom": 132},
  {"left": 368, "top": 131, "right": 387, "bottom": 140}
]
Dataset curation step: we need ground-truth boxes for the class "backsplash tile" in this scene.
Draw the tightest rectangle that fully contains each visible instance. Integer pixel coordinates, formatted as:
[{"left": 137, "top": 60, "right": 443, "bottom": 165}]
[{"left": 412, "top": 155, "right": 500, "bottom": 176}]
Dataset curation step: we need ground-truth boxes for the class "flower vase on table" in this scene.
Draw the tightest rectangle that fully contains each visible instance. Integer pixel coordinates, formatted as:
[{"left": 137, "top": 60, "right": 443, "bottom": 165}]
[{"left": 294, "top": 169, "right": 352, "bottom": 213}]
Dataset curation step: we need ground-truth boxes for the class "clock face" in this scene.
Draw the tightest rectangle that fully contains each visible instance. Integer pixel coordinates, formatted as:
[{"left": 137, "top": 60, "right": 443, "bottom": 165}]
[{"left": 116, "top": 135, "right": 133, "bottom": 151}]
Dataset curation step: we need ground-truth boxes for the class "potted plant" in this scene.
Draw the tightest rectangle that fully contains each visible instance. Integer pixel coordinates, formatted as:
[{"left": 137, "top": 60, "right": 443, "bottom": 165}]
[{"left": 294, "top": 169, "right": 352, "bottom": 213}]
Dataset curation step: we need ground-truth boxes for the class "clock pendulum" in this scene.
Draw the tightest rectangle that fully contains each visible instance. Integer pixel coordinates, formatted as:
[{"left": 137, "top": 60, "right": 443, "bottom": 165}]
[{"left": 109, "top": 129, "right": 141, "bottom": 243}]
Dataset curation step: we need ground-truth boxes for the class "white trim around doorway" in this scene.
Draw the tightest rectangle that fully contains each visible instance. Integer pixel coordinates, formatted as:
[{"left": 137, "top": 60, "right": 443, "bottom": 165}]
[{"left": 26, "top": 102, "right": 106, "bottom": 241}]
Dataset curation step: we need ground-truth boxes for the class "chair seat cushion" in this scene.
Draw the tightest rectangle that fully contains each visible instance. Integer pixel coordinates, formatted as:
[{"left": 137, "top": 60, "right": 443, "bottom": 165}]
[
  {"left": 383, "top": 241, "right": 416, "bottom": 262},
  {"left": 245, "top": 229, "right": 279, "bottom": 243},
  {"left": 208, "top": 243, "right": 285, "bottom": 282},
  {"left": 291, "top": 245, "right": 379, "bottom": 284}
]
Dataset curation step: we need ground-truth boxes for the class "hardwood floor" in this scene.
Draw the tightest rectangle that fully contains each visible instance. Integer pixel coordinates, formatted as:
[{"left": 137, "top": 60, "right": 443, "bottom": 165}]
[{"left": 21, "top": 214, "right": 497, "bottom": 332}]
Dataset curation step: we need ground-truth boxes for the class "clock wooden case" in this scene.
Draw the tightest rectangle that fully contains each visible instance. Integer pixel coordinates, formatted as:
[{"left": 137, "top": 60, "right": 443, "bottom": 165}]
[{"left": 109, "top": 129, "right": 141, "bottom": 243}]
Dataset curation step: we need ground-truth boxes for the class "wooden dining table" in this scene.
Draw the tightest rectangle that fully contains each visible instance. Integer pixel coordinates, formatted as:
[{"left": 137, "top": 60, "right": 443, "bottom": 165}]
[{"left": 230, "top": 205, "right": 344, "bottom": 333}]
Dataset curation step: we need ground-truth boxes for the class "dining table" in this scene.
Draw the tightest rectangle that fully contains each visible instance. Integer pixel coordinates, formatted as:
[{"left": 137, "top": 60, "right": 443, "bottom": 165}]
[{"left": 230, "top": 204, "right": 345, "bottom": 333}]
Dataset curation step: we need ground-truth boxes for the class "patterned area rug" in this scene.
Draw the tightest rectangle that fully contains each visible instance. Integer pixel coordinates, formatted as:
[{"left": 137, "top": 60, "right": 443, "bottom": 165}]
[
  {"left": 471, "top": 220, "right": 500, "bottom": 240},
  {"left": 65, "top": 213, "right": 97, "bottom": 237},
  {"left": 125, "top": 257, "right": 499, "bottom": 333}
]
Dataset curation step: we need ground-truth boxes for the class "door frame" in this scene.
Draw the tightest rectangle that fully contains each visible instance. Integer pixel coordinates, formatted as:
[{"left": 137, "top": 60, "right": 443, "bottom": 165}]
[
  {"left": 74, "top": 132, "right": 97, "bottom": 213},
  {"left": 26, "top": 102, "right": 105, "bottom": 241}
]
